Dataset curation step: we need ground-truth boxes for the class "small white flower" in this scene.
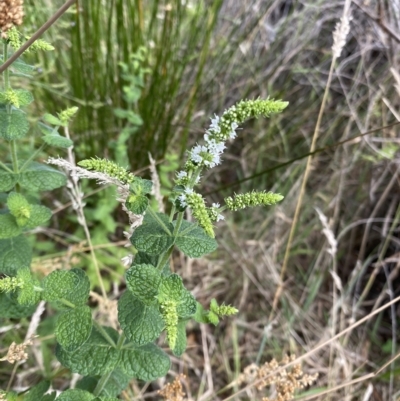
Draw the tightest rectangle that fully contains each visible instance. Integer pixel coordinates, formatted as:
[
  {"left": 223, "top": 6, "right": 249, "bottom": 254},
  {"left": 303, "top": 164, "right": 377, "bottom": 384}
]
[
  {"left": 212, "top": 202, "right": 220, "bottom": 208},
  {"left": 210, "top": 114, "right": 221, "bottom": 131},
  {"left": 184, "top": 187, "right": 194, "bottom": 195},
  {"left": 121, "top": 254, "right": 134, "bottom": 267},
  {"left": 190, "top": 144, "right": 208, "bottom": 164},
  {"left": 216, "top": 213, "right": 224, "bottom": 222},
  {"left": 176, "top": 171, "right": 187, "bottom": 179},
  {"left": 178, "top": 194, "right": 187, "bottom": 207}
]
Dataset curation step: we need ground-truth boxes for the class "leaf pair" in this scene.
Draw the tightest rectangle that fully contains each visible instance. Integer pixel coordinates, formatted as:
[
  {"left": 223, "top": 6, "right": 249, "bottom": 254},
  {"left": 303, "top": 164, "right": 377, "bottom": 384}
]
[
  {"left": 42, "top": 269, "right": 91, "bottom": 351},
  {"left": 56, "top": 326, "right": 170, "bottom": 381},
  {"left": 131, "top": 212, "right": 218, "bottom": 258},
  {"left": 121, "top": 263, "right": 196, "bottom": 354}
]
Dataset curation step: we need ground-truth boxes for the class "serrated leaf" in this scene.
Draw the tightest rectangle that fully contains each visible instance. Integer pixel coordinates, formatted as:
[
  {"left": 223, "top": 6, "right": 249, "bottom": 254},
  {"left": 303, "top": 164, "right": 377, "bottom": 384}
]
[
  {"left": 10, "top": 58, "right": 35, "bottom": 75},
  {"left": 43, "top": 113, "right": 63, "bottom": 126},
  {"left": 56, "top": 389, "right": 95, "bottom": 401},
  {"left": 0, "top": 235, "right": 32, "bottom": 275},
  {"left": 98, "top": 369, "right": 130, "bottom": 397},
  {"left": 119, "top": 343, "right": 170, "bottom": 381},
  {"left": 0, "top": 292, "right": 35, "bottom": 318},
  {"left": 0, "top": 214, "right": 22, "bottom": 239},
  {"left": 15, "top": 89, "right": 34, "bottom": 106},
  {"left": 125, "top": 264, "right": 161, "bottom": 305},
  {"left": 43, "top": 268, "right": 89, "bottom": 307},
  {"left": 0, "top": 108, "right": 29, "bottom": 139},
  {"left": 17, "top": 268, "right": 41, "bottom": 306},
  {"left": 56, "top": 306, "right": 92, "bottom": 351},
  {"left": 118, "top": 290, "right": 164, "bottom": 345},
  {"left": 130, "top": 222, "right": 174, "bottom": 255},
  {"left": 172, "top": 320, "right": 187, "bottom": 357},
  {"left": 133, "top": 252, "right": 158, "bottom": 267},
  {"left": 77, "top": 369, "right": 130, "bottom": 398},
  {"left": 18, "top": 161, "right": 66, "bottom": 191},
  {"left": 56, "top": 326, "right": 119, "bottom": 376},
  {"left": 132, "top": 177, "right": 153, "bottom": 194},
  {"left": 24, "top": 380, "right": 50, "bottom": 401},
  {"left": 176, "top": 288, "right": 197, "bottom": 318},
  {"left": 175, "top": 220, "right": 218, "bottom": 258},
  {"left": 42, "top": 134, "right": 73, "bottom": 148},
  {"left": 125, "top": 194, "right": 148, "bottom": 214},
  {"left": 0, "top": 164, "right": 17, "bottom": 191},
  {"left": 24, "top": 204, "right": 52, "bottom": 228},
  {"left": 158, "top": 274, "right": 183, "bottom": 303},
  {"left": 7, "top": 192, "right": 31, "bottom": 226},
  {"left": 142, "top": 211, "right": 170, "bottom": 226}
]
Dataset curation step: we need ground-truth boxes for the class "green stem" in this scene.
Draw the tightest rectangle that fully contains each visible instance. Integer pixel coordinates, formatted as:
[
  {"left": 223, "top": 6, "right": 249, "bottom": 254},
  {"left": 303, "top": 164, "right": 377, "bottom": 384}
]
[
  {"left": 58, "top": 298, "right": 76, "bottom": 309},
  {"left": 146, "top": 205, "right": 172, "bottom": 234},
  {"left": 93, "top": 333, "right": 125, "bottom": 396},
  {"left": 92, "top": 320, "right": 117, "bottom": 347},
  {"left": 92, "top": 371, "right": 112, "bottom": 396},
  {"left": 0, "top": 159, "right": 13, "bottom": 172},
  {"left": 156, "top": 211, "right": 184, "bottom": 271},
  {"left": 19, "top": 143, "right": 47, "bottom": 172},
  {"left": 156, "top": 246, "right": 174, "bottom": 271}
]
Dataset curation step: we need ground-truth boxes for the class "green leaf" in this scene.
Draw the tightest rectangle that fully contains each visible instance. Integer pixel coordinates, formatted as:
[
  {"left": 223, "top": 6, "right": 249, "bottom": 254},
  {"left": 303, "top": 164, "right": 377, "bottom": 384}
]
[
  {"left": 77, "top": 369, "right": 131, "bottom": 398},
  {"left": 56, "top": 327, "right": 119, "bottom": 376},
  {"left": 125, "top": 264, "right": 161, "bottom": 305},
  {"left": 0, "top": 292, "right": 35, "bottom": 318},
  {"left": 118, "top": 290, "right": 164, "bottom": 346},
  {"left": 98, "top": 369, "right": 130, "bottom": 397},
  {"left": 172, "top": 320, "right": 187, "bottom": 357},
  {"left": 55, "top": 306, "right": 93, "bottom": 351},
  {"left": 0, "top": 108, "right": 29, "bottom": 140},
  {"left": 7, "top": 192, "right": 31, "bottom": 226},
  {"left": 125, "top": 194, "right": 148, "bottom": 214},
  {"left": 131, "top": 177, "right": 153, "bottom": 194},
  {"left": 0, "top": 214, "right": 22, "bottom": 239},
  {"left": 130, "top": 222, "right": 174, "bottom": 255},
  {"left": 56, "top": 389, "right": 95, "bottom": 401},
  {"left": 24, "top": 205, "right": 52, "bottom": 229},
  {"left": 17, "top": 268, "right": 41, "bottom": 306},
  {"left": 42, "top": 134, "right": 73, "bottom": 148},
  {"left": 158, "top": 274, "right": 183, "bottom": 303},
  {"left": 0, "top": 235, "right": 32, "bottom": 275},
  {"left": 18, "top": 161, "right": 66, "bottom": 191},
  {"left": 175, "top": 220, "right": 218, "bottom": 258},
  {"left": 0, "top": 164, "right": 17, "bottom": 191},
  {"left": 176, "top": 288, "right": 197, "bottom": 318},
  {"left": 43, "top": 113, "right": 63, "bottom": 126},
  {"left": 119, "top": 343, "right": 170, "bottom": 381},
  {"left": 24, "top": 380, "right": 50, "bottom": 401},
  {"left": 15, "top": 89, "right": 34, "bottom": 106},
  {"left": 133, "top": 252, "right": 158, "bottom": 267},
  {"left": 43, "top": 269, "right": 90, "bottom": 307},
  {"left": 10, "top": 58, "right": 35, "bottom": 75}
]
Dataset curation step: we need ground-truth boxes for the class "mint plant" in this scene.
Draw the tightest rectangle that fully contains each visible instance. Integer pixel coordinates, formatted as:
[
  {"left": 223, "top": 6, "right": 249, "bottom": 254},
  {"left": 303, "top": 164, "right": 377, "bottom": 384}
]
[{"left": 0, "top": 3, "right": 288, "bottom": 400}]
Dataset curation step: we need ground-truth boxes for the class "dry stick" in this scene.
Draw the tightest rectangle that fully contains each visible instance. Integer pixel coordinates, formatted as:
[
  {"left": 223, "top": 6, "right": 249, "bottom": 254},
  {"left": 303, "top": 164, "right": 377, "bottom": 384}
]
[
  {"left": 269, "top": 58, "right": 337, "bottom": 320},
  {"left": 221, "top": 294, "right": 400, "bottom": 401},
  {"left": 0, "top": 0, "right": 77, "bottom": 73}
]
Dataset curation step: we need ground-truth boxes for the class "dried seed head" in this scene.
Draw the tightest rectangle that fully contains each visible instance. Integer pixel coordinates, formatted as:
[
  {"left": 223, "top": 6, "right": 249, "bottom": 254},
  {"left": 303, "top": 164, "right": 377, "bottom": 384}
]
[
  {"left": 0, "top": 338, "right": 32, "bottom": 364},
  {"left": 0, "top": 0, "right": 24, "bottom": 39}
]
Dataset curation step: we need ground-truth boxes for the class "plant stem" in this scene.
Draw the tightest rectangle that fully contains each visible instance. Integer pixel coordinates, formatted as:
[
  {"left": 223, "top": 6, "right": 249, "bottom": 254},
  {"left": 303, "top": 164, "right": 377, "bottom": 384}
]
[
  {"left": 93, "top": 333, "right": 125, "bottom": 396},
  {"left": 92, "top": 320, "right": 116, "bottom": 348},
  {"left": 19, "top": 143, "right": 46, "bottom": 172},
  {"left": 92, "top": 371, "right": 112, "bottom": 397},
  {"left": 146, "top": 205, "right": 172, "bottom": 234},
  {"left": 3, "top": 41, "right": 20, "bottom": 178}
]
